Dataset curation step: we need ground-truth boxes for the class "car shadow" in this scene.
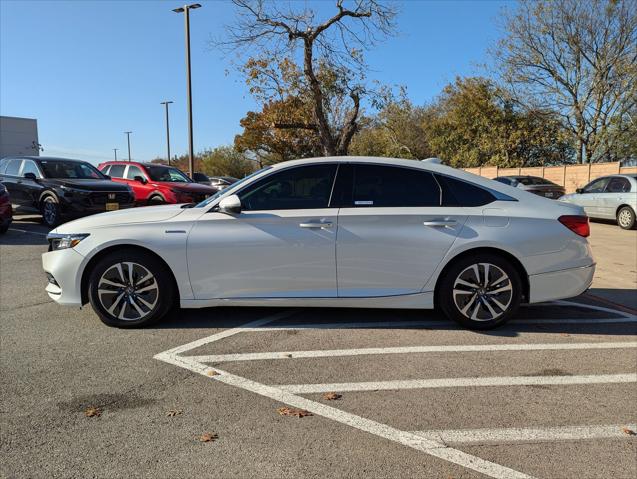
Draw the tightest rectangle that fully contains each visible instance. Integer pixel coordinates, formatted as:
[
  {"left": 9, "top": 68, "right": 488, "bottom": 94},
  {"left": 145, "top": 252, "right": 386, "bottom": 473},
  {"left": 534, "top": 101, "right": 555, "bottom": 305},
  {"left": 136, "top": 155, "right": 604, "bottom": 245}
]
[{"left": 154, "top": 297, "right": 637, "bottom": 337}]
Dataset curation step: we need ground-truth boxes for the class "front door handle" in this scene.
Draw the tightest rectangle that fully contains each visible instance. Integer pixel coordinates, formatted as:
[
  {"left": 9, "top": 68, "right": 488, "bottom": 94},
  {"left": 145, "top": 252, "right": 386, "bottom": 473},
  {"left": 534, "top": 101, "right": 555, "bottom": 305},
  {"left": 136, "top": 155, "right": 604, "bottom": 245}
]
[
  {"left": 423, "top": 219, "right": 457, "bottom": 227},
  {"left": 299, "top": 221, "right": 333, "bottom": 229}
]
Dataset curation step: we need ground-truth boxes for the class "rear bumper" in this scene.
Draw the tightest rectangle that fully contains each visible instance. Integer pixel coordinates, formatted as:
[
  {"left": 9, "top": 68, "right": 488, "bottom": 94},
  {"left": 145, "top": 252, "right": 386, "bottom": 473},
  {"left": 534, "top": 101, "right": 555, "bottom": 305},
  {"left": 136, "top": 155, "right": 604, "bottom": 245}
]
[{"left": 528, "top": 263, "right": 595, "bottom": 303}]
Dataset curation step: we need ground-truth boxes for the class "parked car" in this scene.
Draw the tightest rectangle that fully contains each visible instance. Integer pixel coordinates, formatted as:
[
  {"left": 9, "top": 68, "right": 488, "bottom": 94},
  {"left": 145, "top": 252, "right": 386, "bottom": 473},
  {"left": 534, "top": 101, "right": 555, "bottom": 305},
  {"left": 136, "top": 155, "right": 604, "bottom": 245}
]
[
  {"left": 0, "top": 156, "right": 134, "bottom": 227},
  {"left": 192, "top": 173, "right": 239, "bottom": 192},
  {"left": 493, "top": 176, "right": 565, "bottom": 199},
  {"left": 98, "top": 161, "right": 217, "bottom": 205},
  {"left": 559, "top": 174, "right": 637, "bottom": 230},
  {"left": 0, "top": 183, "right": 13, "bottom": 233},
  {"left": 42, "top": 156, "right": 594, "bottom": 330}
]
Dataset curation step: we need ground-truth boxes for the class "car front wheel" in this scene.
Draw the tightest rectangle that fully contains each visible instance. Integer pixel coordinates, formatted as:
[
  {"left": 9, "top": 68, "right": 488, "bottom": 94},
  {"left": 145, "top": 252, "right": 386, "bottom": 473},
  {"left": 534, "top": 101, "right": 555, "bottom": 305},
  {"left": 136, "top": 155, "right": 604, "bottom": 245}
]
[
  {"left": 41, "top": 195, "right": 61, "bottom": 227},
  {"left": 617, "top": 206, "right": 636, "bottom": 230},
  {"left": 439, "top": 254, "right": 522, "bottom": 330},
  {"left": 88, "top": 250, "right": 175, "bottom": 328}
]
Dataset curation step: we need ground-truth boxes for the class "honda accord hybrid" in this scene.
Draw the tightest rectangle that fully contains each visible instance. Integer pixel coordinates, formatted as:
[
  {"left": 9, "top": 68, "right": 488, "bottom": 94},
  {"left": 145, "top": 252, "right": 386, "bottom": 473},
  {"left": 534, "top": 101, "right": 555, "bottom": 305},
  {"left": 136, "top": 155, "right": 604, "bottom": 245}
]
[{"left": 42, "top": 157, "right": 595, "bottom": 330}]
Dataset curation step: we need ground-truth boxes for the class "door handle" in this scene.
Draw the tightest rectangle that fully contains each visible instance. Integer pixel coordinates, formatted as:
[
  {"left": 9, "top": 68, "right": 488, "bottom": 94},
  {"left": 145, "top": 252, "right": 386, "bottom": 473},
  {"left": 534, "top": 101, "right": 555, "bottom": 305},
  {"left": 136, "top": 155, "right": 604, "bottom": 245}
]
[
  {"left": 423, "top": 219, "right": 457, "bottom": 227},
  {"left": 299, "top": 221, "right": 333, "bottom": 229}
]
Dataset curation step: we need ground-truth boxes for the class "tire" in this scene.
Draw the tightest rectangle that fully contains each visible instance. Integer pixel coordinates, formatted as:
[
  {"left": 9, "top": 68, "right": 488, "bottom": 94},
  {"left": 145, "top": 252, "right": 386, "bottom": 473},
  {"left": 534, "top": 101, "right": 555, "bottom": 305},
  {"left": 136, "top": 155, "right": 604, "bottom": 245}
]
[
  {"left": 88, "top": 249, "right": 175, "bottom": 328},
  {"left": 438, "top": 253, "right": 522, "bottom": 330},
  {"left": 148, "top": 195, "right": 165, "bottom": 205},
  {"left": 40, "top": 195, "right": 61, "bottom": 227},
  {"left": 616, "top": 206, "right": 636, "bottom": 230},
  {"left": 0, "top": 221, "right": 9, "bottom": 234}
]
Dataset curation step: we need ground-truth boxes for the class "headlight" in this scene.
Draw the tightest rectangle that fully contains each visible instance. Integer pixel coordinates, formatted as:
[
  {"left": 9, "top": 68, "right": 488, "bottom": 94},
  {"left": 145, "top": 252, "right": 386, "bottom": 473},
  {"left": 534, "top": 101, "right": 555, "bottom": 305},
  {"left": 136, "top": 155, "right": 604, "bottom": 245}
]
[{"left": 47, "top": 233, "right": 90, "bottom": 251}]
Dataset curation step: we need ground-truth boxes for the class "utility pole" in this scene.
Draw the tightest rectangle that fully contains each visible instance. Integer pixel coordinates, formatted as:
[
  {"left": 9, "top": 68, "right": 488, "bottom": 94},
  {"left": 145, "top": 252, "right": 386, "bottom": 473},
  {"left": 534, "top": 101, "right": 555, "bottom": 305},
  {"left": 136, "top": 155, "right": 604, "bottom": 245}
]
[
  {"left": 160, "top": 101, "right": 174, "bottom": 166},
  {"left": 113, "top": 148, "right": 118, "bottom": 161},
  {"left": 172, "top": 3, "right": 201, "bottom": 177},
  {"left": 124, "top": 131, "right": 132, "bottom": 161}
]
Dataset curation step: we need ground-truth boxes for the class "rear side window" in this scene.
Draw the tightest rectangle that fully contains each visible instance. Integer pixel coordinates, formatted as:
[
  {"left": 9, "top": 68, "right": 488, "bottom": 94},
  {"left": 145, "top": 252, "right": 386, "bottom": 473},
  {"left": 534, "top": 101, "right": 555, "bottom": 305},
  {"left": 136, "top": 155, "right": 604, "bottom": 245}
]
[
  {"left": 605, "top": 177, "right": 631, "bottom": 193},
  {"left": 342, "top": 164, "right": 440, "bottom": 207},
  {"left": 239, "top": 164, "right": 337, "bottom": 211},
  {"left": 108, "top": 164, "right": 126, "bottom": 178},
  {"left": 436, "top": 175, "right": 496, "bottom": 207},
  {"left": 4, "top": 159, "right": 22, "bottom": 176}
]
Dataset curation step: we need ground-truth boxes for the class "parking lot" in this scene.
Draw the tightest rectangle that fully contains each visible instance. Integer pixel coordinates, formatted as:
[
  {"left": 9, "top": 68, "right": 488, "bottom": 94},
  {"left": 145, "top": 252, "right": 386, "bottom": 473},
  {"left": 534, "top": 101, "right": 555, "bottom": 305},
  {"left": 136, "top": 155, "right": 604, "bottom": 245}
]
[{"left": 1, "top": 216, "right": 636, "bottom": 478}]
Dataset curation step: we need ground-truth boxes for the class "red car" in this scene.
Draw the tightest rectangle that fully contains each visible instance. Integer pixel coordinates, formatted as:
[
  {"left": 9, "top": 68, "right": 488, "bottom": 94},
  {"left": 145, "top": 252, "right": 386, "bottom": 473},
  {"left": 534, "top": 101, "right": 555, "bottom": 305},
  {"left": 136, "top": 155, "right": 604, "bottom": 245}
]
[
  {"left": 0, "top": 182, "right": 13, "bottom": 234},
  {"left": 97, "top": 161, "right": 217, "bottom": 205}
]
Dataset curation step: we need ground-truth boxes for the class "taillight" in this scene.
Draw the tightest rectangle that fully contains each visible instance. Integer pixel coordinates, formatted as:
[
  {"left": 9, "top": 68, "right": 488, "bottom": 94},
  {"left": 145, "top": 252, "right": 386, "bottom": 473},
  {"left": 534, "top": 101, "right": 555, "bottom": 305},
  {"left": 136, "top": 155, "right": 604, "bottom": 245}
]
[{"left": 558, "top": 215, "right": 590, "bottom": 237}]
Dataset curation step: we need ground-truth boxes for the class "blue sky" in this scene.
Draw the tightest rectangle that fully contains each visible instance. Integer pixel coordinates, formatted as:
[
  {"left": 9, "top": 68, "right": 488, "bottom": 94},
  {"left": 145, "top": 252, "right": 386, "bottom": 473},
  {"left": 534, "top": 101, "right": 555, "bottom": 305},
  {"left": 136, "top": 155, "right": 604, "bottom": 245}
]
[{"left": 0, "top": 0, "right": 512, "bottom": 164}]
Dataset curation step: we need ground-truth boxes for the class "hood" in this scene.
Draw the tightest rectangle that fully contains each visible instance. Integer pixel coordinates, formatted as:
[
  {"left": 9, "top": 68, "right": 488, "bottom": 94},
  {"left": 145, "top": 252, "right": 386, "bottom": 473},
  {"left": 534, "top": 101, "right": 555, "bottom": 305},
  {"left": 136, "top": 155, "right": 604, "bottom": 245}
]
[
  {"left": 162, "top": 182, "right": 217, "bottom": 194},
  {"left": 54, "top": 203, "right": 186, "bottom": 233},
  {"left": 43, "top": 178, "right": 131, "bottom": 191}
]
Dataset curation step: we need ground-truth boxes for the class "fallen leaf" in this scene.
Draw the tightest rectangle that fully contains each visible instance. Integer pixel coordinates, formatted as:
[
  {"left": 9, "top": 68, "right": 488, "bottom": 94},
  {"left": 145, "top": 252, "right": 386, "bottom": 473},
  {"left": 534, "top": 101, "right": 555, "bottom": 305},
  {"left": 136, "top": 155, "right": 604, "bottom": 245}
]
[
  {"left": 322, "top": 392, "right": 342, "bottom": 401},
  {"left": 284, "top": 353, "right": 293, "bottom": 358},
  {"left": 198, "top": 432, "right": 219, "bottom": 442},
  {"left": 166, "top": 409, "right": 183, "bottom": 417},
  {"left": 560, "top": 333, "right": 570, "bottom": 337},
  {"left": 84, "top": 406, "right": 101, "bottom": 418},
  {"left": 277, "top": 407, "right": 312, "bottom": 418},
  {"left": 206, "top": 370, "right": 219, "bottom": 377},
  {"left": 622, "top": 427, "right": 636, "bottom": 436}
]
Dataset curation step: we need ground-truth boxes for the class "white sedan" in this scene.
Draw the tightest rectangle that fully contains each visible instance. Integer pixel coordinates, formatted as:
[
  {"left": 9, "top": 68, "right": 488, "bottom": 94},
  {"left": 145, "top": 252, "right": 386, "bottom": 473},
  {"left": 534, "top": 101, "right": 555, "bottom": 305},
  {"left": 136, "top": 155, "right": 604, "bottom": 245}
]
[{"left": 42, "top": 157, "right": 595, "bottom": 330}]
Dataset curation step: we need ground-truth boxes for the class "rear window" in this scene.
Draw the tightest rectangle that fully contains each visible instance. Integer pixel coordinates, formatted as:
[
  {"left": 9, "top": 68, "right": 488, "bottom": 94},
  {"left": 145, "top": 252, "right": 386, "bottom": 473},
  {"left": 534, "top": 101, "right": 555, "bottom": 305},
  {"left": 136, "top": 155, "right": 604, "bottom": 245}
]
[
  {"left": 515, "top": 176, "right": 554, "bottom": 186},
  {"left": 436, "top": 175, "right": 496, "bottom": 207}
]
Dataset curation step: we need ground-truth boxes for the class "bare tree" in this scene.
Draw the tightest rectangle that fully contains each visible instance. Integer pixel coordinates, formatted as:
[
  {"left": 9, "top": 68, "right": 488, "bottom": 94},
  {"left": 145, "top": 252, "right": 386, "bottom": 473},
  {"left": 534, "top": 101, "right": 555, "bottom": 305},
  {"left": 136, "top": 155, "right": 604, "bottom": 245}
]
[
  {"left": 493, "top": 0, "right": 637, "bottom": 163},
  {"left": 218, "top": 0, "right": 397, "bottom": 156}
]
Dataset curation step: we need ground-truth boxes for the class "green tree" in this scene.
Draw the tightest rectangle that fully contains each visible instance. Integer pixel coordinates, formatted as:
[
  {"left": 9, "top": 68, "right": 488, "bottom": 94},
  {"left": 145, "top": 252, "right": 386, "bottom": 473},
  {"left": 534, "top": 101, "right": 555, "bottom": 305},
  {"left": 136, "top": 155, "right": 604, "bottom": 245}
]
[{"left": 199, "top": 146, "right": 256, "bottom": 178}]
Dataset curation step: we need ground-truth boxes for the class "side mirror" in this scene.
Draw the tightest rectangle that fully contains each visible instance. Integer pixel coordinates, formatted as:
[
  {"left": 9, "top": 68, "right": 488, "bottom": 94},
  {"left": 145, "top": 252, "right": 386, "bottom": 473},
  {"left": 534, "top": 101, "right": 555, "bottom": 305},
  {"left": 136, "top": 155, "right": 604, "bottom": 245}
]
[
  {"left": 24, "top": 172, "right": 38, "bottom": 181},
  {"left": 218, "top": 194, "right": 241, "bottom": 215},
  {"left": 576, "top": 188, "right": 583, "bottom": 194},
  {"left": 134, "top": 176, "right": 147, "bottom": 184}
]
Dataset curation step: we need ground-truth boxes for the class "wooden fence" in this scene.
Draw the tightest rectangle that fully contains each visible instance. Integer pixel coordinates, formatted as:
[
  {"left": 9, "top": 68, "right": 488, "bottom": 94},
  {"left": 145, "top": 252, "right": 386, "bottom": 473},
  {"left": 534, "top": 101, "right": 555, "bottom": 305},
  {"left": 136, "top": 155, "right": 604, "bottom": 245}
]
[{"left": 463, "top": 162, "right": 637, "bottom": 193}]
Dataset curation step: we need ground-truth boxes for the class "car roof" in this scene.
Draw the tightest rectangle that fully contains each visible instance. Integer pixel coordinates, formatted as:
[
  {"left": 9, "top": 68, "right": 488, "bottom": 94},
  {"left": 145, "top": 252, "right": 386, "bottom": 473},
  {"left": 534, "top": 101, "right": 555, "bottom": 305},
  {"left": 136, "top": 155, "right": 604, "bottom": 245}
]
[
  {"left": 103, "top": 161, "right": 179, "bottom": 168},
  {"left": 2, "top": 156, "right": 87, "bottom": 163}
]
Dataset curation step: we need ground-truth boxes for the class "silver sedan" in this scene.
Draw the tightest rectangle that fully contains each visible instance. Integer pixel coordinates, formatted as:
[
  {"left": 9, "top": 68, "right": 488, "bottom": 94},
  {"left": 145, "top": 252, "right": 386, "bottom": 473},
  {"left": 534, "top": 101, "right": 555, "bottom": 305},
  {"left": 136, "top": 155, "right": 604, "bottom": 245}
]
[{"left": 559, "top": 174, "right": 637, "bottom": 229}]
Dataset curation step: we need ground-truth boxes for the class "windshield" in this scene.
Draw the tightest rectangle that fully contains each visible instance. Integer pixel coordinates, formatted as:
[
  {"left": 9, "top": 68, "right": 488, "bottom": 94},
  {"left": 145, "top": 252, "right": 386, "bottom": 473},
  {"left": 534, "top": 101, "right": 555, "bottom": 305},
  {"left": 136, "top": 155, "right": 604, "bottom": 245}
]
[
  {"left": 515, "top": 176, "right": 554, "bottom": 186},
  {"left": 195, "top": 167, "right": 271, "bottom": 208},
  {"left": 147, "top": 166, "right": 192, "bottom": 183},
  {"left": 39, "top": 160, "right": 106, "bottom": 179}
]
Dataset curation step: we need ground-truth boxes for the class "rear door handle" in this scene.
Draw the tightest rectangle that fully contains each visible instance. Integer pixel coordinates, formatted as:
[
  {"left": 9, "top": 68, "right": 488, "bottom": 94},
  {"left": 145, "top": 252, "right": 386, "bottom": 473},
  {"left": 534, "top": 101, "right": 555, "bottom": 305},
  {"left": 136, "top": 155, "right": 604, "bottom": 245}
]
[
  {"left": 299, "top": 221, "right": 333, "bottom": 229},
  {"left": 423, "top": 219, "right": 457, "bottom": 227}
]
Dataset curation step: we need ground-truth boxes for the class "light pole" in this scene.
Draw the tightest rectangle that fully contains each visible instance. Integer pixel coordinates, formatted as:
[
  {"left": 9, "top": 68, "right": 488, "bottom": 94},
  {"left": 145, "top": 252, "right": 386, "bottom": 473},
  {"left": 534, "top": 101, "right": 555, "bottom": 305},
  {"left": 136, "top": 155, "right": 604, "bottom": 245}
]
[
  {"left": 172, "top": 3, "right": 201, "bottom": 177},
  {"left": 160, "top": 100, "right": 174, "bottom": 166},
  {"left": 124, "top": 131, "right": 132, "bottom": 161},
  {"left": 113, "top": 148, "right": 118, "bottom": 161}
]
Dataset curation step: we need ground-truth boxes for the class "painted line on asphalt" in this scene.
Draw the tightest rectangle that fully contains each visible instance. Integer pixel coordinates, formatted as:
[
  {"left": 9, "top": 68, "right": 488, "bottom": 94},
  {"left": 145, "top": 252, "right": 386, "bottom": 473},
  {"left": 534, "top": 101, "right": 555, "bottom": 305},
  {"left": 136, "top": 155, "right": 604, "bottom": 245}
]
[
  {"left": 154, "top": 318, "right": 533, "bottom": 479},
  {"left": 7, "top": 227, "right": 48, "bottom": 236},
  {"left": 277, "top": 373, "right": 637, "bottom": 394},
  {"left": 410, "top": 423, "right": 637, "bottom": 445},
  {"left": 556, "top": 299, "right": 636, "bottom": 318},
  {"left": 580, "top": 294, "right": 637, "bottom": 316},
  {"left": 187, "top": 341, "right": 637, "bottom": 363}
]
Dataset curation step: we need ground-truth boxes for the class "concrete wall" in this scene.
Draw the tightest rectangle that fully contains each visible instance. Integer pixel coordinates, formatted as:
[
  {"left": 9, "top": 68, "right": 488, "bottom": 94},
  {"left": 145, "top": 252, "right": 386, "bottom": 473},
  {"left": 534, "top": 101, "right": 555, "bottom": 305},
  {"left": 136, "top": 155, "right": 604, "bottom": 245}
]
[
  {"left": 463, "top": 162, "right": 637, "bottom": 193},
  {"left": 0, "top": 116, "right": 39, "bottom": 158}
]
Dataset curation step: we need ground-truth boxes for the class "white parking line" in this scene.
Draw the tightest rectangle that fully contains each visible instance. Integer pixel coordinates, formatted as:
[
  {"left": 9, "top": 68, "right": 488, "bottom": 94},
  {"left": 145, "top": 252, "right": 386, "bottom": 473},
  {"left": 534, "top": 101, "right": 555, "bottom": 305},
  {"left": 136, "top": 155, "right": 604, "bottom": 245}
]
[
  {"left": 411, "top": 423, "right": 637, "bottom": 445},
  {"left": 7, "top": 228, "right": 48, "bottom": 236},
  {"left": 277, "top": 373, "right": 637, "bottom": 394},
  {"left": 187, "top": 341, "right": 637, "bottom": 363}
]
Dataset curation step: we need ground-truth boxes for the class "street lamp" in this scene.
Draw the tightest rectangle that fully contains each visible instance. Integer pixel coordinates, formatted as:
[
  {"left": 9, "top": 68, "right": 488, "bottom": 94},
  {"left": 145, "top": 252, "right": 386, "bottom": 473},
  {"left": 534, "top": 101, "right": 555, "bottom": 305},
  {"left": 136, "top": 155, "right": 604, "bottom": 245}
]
[
  {"left": 113, "top": 148, "right": 119, "bottom": 161},
  {"left": 172, "top": 3, "right": 201, "bottom": 177},
  {"left": 160, "top": 101, "right": 174, "bottom": 166},
  {"left": 124, "top": 131, "right": 132, "bottom": 161}
]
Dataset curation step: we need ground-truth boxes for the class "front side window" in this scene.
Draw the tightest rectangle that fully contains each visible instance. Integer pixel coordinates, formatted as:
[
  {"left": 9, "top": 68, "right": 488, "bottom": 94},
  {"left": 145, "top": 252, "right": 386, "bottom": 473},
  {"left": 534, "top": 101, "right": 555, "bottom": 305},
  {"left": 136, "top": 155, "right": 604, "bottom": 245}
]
[
  {"left": 39, "top": 160, "right": 105, "bottom": 179},
  {"left": 22, "top": 160, "right": 42, "bottom": 178},
  {"left": 345, "top": 164, "right": 440, "bottom": 207},
  {"left": 605, "top": 177, "right": 631, "bottom": 193},
  {"left": 126, "top": 165, "right": 146, "bottom": 180},
  {"left": 146, "top": 166, "right": 191, "bottom": 183},
  {"left": 437, "top": 175, "right": 496, "bottom": 207},
  {"left": 239, "top": 164, "right": 337, "bottom": 211},
  {"left": 583, "top": 177, "right": 610, "bottom": 193}
]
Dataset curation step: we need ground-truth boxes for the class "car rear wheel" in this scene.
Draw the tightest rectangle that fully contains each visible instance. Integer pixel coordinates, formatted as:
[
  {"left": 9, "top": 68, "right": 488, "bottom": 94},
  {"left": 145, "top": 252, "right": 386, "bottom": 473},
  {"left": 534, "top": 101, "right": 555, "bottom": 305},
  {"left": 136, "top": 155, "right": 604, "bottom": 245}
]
[
  {"left": 438, "top": 254, "right": 522, "bottom": 330},
  {"left": 88, "top": 250, "right": 175, "bottom": 328},
  {"left": 40, "top": 195, "right": 61, "bottom": 227},
  {"left": 617, "top": 206, "right": 636, "bottom": 230}
]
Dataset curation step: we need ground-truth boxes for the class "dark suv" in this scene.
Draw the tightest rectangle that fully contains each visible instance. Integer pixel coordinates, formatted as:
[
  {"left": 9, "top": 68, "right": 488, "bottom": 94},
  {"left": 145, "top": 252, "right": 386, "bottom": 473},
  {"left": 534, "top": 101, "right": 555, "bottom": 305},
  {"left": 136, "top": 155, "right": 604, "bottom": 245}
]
[{"left": 0, "top": 156, "right": 134, "bottom": 227}]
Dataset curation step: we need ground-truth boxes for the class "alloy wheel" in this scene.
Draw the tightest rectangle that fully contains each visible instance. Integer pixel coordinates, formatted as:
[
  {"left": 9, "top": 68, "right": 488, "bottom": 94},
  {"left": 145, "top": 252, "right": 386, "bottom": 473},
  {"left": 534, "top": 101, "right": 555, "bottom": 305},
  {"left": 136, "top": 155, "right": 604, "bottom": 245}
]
[
  {"left": 43, "top": 200, "right": 57, "bottom": 225},
  {"left": 452, "top": 262, "right": 513, "bottom": 321},
  {"left": 97, "top": 262, "right": 159, "bottom": 321},
  {"left": 618, "top": 209, "right": 632, "bottom": 228}
]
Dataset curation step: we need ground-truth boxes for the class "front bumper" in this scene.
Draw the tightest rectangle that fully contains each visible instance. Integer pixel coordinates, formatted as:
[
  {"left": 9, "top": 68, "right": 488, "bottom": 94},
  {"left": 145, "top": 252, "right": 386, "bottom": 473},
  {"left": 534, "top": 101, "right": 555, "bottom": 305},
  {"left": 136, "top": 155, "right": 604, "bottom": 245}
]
[
  {"left": 42, "top": 248, "right": 86, "bottom": 306},
  {"left": 528, "top": 263, "right": 595, "bottom": 303}
]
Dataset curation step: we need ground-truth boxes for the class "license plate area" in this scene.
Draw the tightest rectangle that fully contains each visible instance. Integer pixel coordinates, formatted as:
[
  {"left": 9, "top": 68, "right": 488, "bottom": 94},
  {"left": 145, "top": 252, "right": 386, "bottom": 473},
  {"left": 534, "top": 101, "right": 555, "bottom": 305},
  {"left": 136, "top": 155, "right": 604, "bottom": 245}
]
[{"left": 105, "top": 202, "right": 119, "bottom": 211}]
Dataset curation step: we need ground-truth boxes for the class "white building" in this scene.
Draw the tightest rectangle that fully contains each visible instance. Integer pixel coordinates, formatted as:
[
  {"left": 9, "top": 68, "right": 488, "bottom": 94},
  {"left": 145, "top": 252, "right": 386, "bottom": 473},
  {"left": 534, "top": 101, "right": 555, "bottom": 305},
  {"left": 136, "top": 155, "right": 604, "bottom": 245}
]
[{"left": 0, "top": 116, "right": 40, "bottom": 158}]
